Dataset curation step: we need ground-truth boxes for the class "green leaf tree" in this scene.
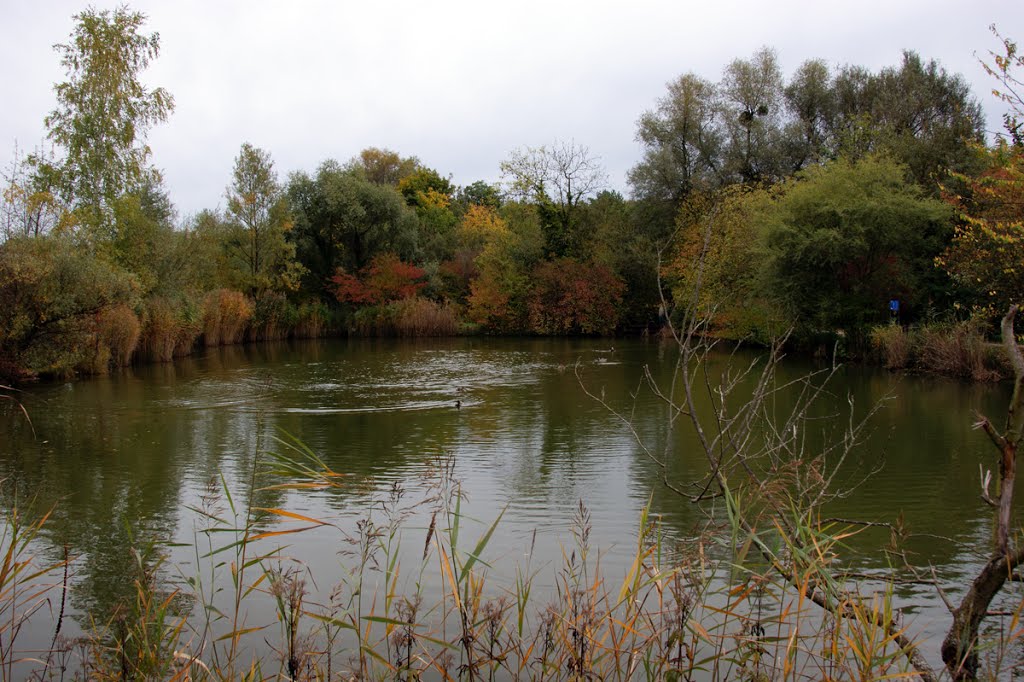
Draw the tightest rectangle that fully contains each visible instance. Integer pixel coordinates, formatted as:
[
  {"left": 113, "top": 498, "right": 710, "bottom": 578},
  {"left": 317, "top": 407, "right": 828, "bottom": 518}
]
[
  {"left": 0, "top": 235, "right": 140, "bottom": 379},
  {"left": 41, "top": 6, "right": 174, "bottom": 232},
  {"left": 287, "top": 160, "right": 419, "bottom": 299},
  {"left": 667, "top": 186, "right": 787, "bottom": 342},
  {"left": 720, "top": 47, "right": 788, "bottom": 183},
  {"left": 224, "top": 143, "right": 302, "bottom": 298},
  {"left": 628, "top": 72, "right": 723, "bottom": 241},
  {"left": 455, "top": 180, "right": 502, "bottom": 213},
  {"left": 761, "top": 154, "right": 952, "bottom": 347}
]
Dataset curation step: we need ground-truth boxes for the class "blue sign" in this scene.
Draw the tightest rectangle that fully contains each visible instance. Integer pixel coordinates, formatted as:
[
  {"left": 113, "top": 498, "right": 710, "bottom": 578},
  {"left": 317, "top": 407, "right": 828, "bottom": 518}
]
[{"left": 889, "top": 299, "right": 899, "bottom": 313}]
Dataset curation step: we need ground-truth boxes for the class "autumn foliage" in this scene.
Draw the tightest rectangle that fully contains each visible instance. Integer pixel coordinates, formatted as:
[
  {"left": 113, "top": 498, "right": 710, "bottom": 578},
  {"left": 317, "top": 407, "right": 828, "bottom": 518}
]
[
  {"left": 939, "top": 144, "right": 1024, "bottom": 313},
  {"left": 527, "top": 258, "right": 625, "bottom": 335},
  {"left": 331, "top": 253, "right": 426, "bottom": 306}
]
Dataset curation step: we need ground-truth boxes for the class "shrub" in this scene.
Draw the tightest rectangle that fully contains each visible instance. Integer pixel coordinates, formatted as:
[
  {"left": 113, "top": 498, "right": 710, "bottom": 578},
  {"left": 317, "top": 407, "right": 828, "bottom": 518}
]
[
  {"left": 0, "top": 236, "right": 140, "bottom": 379},
  {"left": 332, "top": 253, "right": 426, "bottom": 306},
  {"left": 467, "top": 270, "right": 526, "bottom": 333},
  {"left": 350, "top": 305, "right": 393, "bottom": 336},
  {"left": 527, "top": 258, "right": 625, "bottom": 335},
  {"left": 293, "top": 302, "right": 332, "bottom": 339}
]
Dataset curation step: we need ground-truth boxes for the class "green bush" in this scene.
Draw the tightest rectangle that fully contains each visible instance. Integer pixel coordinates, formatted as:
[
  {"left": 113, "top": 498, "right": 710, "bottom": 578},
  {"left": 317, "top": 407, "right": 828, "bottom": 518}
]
[{"left": 0, "top": 236, "right": 140, "bottom": 379}]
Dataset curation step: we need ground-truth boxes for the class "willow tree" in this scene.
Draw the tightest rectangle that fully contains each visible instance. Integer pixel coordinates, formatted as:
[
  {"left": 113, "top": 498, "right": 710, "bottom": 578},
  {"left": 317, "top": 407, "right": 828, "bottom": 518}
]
[{"left": 41, "top": 7, "right": 174, "bottom": 233}]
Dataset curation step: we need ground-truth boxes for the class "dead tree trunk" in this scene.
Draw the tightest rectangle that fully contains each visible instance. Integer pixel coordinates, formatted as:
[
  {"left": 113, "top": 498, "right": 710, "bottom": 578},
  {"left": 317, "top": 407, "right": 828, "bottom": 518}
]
[{"left": 941, "top": 305, "right": 1024, "bottom": 679}]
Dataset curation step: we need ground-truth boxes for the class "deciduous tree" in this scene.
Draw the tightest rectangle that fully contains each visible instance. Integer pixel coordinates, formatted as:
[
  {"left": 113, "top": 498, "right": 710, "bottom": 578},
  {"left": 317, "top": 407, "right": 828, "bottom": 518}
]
[
  {"left": 41, "top": 6, "right": 174, "bottom": 230},
  {"left": 939, "top": 143, "right": 1024, "bottom": 312},
  {"left": 761, "top": 154, "right": 952, "bottom": 347},
  {"left": 629, "top": 73, "right": 723, "bottom": 208},
  {"left": 500, "top": 140, "right": 606, "bottom": 257},
  {"left": 332, "top": 253, "right": 426, "bottom": 306},
  {"left": 1, "top": 143, "right": 64, "bottom": 240},
  {"left": 224, "top": 143, "right": 302, "bottom": 298},
  {"left": 351, "top": 147, "right": 419, "bottom": 186},
  {"left": 720, "top": 47, "right": 787, "bottom": 183},
  {"left": 980, "top": 25, "right": 1024, "bottom": 145},
  {"left": 288, "top": 160, "right": 418, "bottom": 298},
  {"left": 527, "top": 258, "right": 624, "bottom": 335}
]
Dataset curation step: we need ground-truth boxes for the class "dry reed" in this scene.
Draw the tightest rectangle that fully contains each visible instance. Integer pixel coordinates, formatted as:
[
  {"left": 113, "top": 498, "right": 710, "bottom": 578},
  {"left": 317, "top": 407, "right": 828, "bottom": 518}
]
[
  {"left": 201, "top": 289, "right": 253, "bottom": 347},
  {"left": 78, "top": 304, "right": 142, "bottom": 374},
  {"left": 141, "top": 296, "right": 202, "bottom": 362}
]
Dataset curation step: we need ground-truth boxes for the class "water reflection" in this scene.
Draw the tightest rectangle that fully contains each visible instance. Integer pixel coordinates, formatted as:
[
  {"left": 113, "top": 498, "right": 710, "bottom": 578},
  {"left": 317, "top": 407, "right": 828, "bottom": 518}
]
[{"left": 0, "top": 336, "right": 1013, "bottom": 660}]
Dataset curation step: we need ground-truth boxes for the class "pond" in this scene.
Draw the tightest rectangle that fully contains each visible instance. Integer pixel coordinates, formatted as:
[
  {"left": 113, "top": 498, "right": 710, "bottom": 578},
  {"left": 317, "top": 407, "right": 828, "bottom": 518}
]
[{"left": 0, "top": 336, "right": 1014, "bottom": 677}]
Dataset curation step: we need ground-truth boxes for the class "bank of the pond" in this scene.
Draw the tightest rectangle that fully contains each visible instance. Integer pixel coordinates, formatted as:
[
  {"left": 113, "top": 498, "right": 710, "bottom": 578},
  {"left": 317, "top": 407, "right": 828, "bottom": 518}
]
[
  {"left": 4, "top": 300, "right": 1015, "bottom": 391},
  {"left": 866, "top": 319, "right": 1012, "bottom": 381}
]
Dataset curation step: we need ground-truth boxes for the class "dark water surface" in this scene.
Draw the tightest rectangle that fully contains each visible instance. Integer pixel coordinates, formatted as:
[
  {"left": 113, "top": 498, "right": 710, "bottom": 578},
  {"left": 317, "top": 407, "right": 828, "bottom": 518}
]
[{"left": 0, "top": 336, "right": 1014, "bottom": 667}]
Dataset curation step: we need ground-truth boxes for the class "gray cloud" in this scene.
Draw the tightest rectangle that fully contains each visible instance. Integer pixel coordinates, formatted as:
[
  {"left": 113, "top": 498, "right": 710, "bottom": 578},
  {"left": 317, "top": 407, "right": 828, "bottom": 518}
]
[{"left": 2, "top": 0, "right": 1020, "bottom": 219}]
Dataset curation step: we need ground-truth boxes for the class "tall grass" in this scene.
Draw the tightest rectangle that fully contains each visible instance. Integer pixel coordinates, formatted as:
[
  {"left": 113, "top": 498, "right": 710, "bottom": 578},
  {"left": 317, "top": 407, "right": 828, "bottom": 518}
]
[
  {"left": 78, "top": 304, "right": 142, "bottom": 375},
  {"left": 868, "top": 323, "right": 911, "bottom": 370},
  {"left": 292, "top": 302, "right": 331, "bottom": 339},
  {"left": 916, "top": 319, "right": 999, "bottom": 381},
  {"left": 870, "top": 319, "right": 1007, "bottom": 381},
  {"left": 141, "top": 296, "right": 202, "bottom": 363},
  {"left": 392, "top": 298, "right": 460, "bottom": 336},
  {"left": 201, "top": 289, "right": 254, "bottom": 347},
  {"left": 4, "top": 435, "right": 1024, "bottom": 679},
  {"left": 0, "top": 493, "right": 66, "bottom": 682},
  {"left": 353, "top": 297, "right": 460, "bottom": 337}
]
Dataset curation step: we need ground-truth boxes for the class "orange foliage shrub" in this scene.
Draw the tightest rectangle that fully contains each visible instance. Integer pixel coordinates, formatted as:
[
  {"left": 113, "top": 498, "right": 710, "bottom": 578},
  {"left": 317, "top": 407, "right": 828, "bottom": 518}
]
[
  {"left": 527, "top": 258, "right": 625, "bottom": 335},
  {"left": 467, "top": 272, "right": 522, "bottom": 333},
  {"left": 332, "top": 253, "right": 426, "bottom": 305}
]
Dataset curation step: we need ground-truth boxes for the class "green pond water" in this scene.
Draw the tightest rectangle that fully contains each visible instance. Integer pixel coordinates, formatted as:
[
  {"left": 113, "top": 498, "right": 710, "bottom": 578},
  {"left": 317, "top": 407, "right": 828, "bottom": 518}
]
[{"left": 0, "top": 336, "right": 1015, "bottom": 670}]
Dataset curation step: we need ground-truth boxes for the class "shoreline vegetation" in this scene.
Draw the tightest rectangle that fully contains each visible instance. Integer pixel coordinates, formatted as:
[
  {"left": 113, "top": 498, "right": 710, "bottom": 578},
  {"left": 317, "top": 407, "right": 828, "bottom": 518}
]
[
  {"left": 1, "top": 308, "right": 1018, "bottom": 386},
  {"left": 3, "top": 8, "right": 1024, "bottom": 386}
]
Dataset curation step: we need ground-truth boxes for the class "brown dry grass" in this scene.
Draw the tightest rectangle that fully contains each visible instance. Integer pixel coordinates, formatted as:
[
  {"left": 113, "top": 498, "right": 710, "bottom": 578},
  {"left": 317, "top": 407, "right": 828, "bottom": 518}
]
[{"left": 201, "top": 289, "right": 253, "bottom": 347}]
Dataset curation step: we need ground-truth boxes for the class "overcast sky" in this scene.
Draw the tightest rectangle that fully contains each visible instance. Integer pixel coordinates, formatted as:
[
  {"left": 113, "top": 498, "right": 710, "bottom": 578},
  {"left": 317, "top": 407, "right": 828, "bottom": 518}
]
[{"left": 1, "top": 0, "right": 1021, "bottom": 220}]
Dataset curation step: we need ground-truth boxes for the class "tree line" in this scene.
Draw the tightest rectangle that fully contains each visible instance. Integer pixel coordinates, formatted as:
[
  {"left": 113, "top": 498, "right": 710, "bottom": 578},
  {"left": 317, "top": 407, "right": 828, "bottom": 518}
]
[{"left": 0, "top": 6, "right": 1020, "bottom": 380}]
